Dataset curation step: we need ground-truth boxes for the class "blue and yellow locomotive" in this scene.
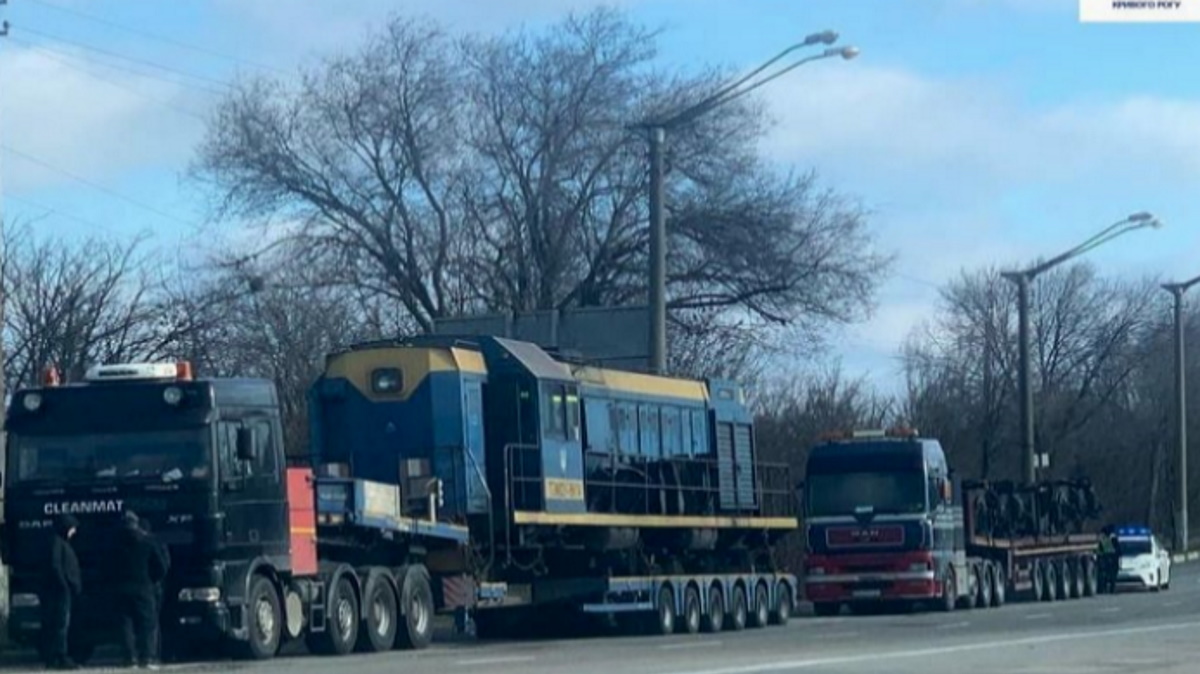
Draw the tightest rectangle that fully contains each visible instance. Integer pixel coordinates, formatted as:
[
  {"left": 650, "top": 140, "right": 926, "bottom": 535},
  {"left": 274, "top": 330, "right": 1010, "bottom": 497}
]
[{"left": 309, "top": 335, "right": 797, "bottom": 578}]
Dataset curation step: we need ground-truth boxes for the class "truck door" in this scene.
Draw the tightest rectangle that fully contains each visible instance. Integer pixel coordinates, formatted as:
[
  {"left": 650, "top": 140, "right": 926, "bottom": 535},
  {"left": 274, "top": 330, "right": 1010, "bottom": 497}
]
[{"left": 217, "top": 416, "right": 289, "bottom": 562}]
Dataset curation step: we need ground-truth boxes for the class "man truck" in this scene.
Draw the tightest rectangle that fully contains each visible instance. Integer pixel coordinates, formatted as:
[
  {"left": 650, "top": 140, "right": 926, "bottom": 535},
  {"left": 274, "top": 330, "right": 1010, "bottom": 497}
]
[
  {"left": 802, "top": 428, "right": 1101, "bottom": 615},
  {"left": 2, "top": 335, "right": 798, "bottom": 662}
]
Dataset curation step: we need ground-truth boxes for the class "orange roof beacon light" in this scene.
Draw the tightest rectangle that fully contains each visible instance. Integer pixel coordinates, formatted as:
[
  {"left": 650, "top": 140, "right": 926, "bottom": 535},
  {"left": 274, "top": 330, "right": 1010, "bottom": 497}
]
[
  {"left": 176, "top": 361, "right": 194, "bottom": 381},
  {"left": 886, "top": 426, "right": 920, "bottom": 438},
  {"left": 42, "top": 365, "right": 61, "bottom": 387}
]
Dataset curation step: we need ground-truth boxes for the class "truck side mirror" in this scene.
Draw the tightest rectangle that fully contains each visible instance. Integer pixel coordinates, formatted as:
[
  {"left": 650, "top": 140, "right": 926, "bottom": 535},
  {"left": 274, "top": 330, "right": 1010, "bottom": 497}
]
[{"left": 236, "top": 428, "right": 255, "bottom": 462}]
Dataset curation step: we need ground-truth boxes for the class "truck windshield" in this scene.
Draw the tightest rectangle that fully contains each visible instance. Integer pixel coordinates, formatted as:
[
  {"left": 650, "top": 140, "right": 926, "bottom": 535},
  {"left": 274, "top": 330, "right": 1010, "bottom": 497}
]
[
  {"left": 807, "top": 471, "right": 927, "bottom": 517},
  {"left": 10, "top": 429, "right": 210, "bottom": 485}
]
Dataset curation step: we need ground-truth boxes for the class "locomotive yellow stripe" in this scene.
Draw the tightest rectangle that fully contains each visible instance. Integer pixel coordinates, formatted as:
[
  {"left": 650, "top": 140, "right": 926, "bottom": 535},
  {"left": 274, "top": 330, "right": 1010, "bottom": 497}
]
[
  {"left": 573, "top": 366, "right": 709, "bottom": 402},
  {"left": 511, "top": 511, "right": 798, "bottom": 529},
  {"left": 325, "top": 346, "right": 486, "bottom": 401}
]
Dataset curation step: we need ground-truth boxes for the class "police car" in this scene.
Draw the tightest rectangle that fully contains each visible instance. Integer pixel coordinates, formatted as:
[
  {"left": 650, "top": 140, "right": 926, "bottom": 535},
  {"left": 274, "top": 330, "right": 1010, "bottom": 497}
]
[{"left": 1114, "top": 526, "right": 1171, "bottom": 591}]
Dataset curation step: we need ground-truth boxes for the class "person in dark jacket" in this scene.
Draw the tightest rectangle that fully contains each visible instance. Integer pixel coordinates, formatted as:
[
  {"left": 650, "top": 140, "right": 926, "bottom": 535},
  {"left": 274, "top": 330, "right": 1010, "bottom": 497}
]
[
  {"left": 111, "top": 511, "right": 167, "bottom": 668},
  {"left": 40, "top": 514, "right": 82, "bottom": 670},
  {"left": 138, "top": 517, "right": 170, "bottom": 660}
]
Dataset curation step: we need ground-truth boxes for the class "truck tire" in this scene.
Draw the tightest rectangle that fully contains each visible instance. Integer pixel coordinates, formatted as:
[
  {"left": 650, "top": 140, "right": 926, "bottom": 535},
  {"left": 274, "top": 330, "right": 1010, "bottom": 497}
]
[
  {"left": 1041, "top": 562, "right": 1057, "bottom": 602},
  {"left": 703, "top": 586, "right": 725, "bottom": 632},
  {"left": 309, "top": 576, "right": 359, "bottom": 656},
  {"left": 356, "top": 574, "right": 398, "bottom": 653},
  {"left": 682, "top": 586, "right": 702, "bottom": 634},
  {"left": 648, "top": 585, "right": 676, "bottom": 636},
  {"left": 750, "top": 583, "right": 770, "bottom": 628},
  {"left": 770, "top": 583, "right": 793, "bottom": 625},
  {"left": 1083, "top": 557, "right": 1098, "bottom": 597},
  {"left": 939, "top": 570, "right": 956, "bottom": 612},
  {"left": 394, "top": 566, "right": 434, "bottom": 650},
  {"left": 989, "top": 565, "right": 1005, "bottom": 607},
  {"left": 1030, "top": 561, "right": 1044, "bottom": 601},
  {"left": 239, "top": 574, "right": 283, "bottom": 660},
  {"left": 975, "top": 566, "right": 993, "bottom": 608},
  {"left": 726, "top": 584, "right": 748, "bottom": 631},
  {"left": 1070, "top": 560, "right": 1085, "bottom": 599}
]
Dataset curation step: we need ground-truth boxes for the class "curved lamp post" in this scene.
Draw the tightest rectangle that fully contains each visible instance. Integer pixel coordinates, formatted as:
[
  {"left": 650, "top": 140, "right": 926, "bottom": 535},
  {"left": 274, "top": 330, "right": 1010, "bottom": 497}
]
[
  {"left": 1002, "top": 212, "right": 1162, "bottom": 486},
  {"left": 631, "top": 32, "right": 859, "bottom": 374}
]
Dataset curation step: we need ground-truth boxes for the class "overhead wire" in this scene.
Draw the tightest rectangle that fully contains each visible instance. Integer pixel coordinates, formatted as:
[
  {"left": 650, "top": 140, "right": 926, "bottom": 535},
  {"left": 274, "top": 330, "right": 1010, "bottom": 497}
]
[
  {"left": 24, "top": 0, "right": 287, "bottom": 75},
  {"left": 6, "top": 36, "right": 209, "bottom": 120},
  {"left": 4, "top": 193, "right": 116, "bottom": 233},
  {"left": 16, "top": 24, "right": 231, "bottom": 92},
  {"left": 0, "top": 143, "right": 202, "bottom": 230}
]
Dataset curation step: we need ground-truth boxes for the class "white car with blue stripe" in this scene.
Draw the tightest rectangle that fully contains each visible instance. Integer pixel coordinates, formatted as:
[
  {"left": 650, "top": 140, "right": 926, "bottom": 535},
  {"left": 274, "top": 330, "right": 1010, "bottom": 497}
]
[{"left": 1114, "top": 526, "right": 1171, "bottom": 591}]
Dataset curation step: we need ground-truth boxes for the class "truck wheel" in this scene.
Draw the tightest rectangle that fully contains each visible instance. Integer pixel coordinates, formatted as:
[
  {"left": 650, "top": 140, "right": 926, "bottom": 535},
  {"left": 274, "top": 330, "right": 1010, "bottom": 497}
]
[
  {"left": 682, "top": 586, "right": 702, "bottom": 634},
  {"left": 939, "top": 570, "right": 956, "bottom": 612},
  {"left": 395, "top": 566, "right": 434, "bottom": 650},
  {"left": 976, "top": 566, "right": 992, "bottom": 608},
  {"left": 726, "top": 585, "right": 748, "bottom": 631},
  {"left": 309, "top": 576, "right": 359, "bottom": 656},
  {"left": 239, "top": 575, "right": 283, "bottom": 660},
  {"left": 989, "top": 566, "right": 1006, "bottom": 607},
  {"left": 649, "top": 585, "right": 676, "bottom": 636},
  {"left": 1083, "top": 558, "right": 1097, "bottom": 597},
  {"left": 770, "top": 584, "right": 793, "bottom": 625},
  {"left": 356, "top": 575, "right": 398, "bottom": 653},
  {"left": 1071, "top": 561, "right": 1085, "bottom": 599},
  {"left": 703, "top": 586, "right": 725, "bottom": 632},
  {"left": 750, "top": 583, "right": 770, "bottom": 628},
  {"left": 1030, "top": 561, "right": 1044, "bottom": 601},
  {"left": 1042, "top": 562, "right": 1057, "bottom": 602}
]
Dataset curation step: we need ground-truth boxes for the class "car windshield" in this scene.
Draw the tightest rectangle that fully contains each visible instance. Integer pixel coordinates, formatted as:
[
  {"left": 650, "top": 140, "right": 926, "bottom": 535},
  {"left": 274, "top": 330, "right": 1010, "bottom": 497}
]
[
  {"left": 10, "top": 429, "right": 210, "bottom": 485},
  {"left": 1118, "top": 538, "right": 1152, "bottom": 556},
  {"left": 807, "top": 470, "right": 927, "bottom": 517}
]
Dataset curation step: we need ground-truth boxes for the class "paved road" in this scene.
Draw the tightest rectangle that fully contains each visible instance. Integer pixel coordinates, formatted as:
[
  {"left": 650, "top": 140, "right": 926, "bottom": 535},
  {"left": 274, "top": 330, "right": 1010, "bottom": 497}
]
[{"left": 4, "top": 566, "right": 1198, "bottom": 673}]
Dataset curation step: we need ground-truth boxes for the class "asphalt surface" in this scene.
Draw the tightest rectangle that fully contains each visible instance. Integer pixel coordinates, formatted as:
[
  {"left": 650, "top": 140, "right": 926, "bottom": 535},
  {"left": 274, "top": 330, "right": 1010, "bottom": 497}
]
[{"left": 3, "top": 566, "right": 1199, "bottom": 673}]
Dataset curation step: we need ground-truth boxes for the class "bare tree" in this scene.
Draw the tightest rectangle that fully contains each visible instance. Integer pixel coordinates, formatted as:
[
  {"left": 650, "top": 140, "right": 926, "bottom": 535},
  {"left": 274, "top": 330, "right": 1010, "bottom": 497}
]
[
  {"left": 193, "top": 8, "right": 890, "bottom": 379},
  {"left": 1, "top": 222, "right": 162, "bottom": 389}
]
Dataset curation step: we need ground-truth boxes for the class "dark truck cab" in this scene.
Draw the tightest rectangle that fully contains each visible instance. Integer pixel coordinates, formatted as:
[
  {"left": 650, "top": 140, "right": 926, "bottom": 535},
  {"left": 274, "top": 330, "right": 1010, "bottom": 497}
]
[{"left": 1, "top": 362, "right": 289, "bottom": 660}]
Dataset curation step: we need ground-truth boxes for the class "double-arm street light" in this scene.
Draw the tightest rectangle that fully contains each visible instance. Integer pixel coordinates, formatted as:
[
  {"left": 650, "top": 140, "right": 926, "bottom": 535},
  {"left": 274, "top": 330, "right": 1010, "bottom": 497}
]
[
  {"left": 631, "top": 31, "right": 860, "bottom": 375},
  {"left": 1162, "top": 272, "right": 1200, "bottom": 554},
  {"left": 1002, "top": 212, "right": 1162, "bottom": 487}
]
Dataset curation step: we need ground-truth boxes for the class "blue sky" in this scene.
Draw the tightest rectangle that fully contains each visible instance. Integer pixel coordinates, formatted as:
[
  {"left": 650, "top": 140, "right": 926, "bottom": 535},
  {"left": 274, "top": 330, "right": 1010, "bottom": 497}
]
[{"left": 1, "top": 0, "right": 1199, "bottom": 394}]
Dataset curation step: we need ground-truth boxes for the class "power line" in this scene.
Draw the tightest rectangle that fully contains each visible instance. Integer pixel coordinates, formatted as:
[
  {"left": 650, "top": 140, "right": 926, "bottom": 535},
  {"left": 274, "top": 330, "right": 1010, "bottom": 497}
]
[
  {"left": 25, "top": 0, "right": 287, "bottom": 75},
  {"left": 0, "top": 143, "right": 201, "bottom": 229},
  {"left": 4, "top": 193, "right": 115, "bottom": 233},
  {"left": 17, "top": 24, "right": 231, "bottom": 91},
  {"left": 7, "top": 36, "right": 208, "bottom": 120}
]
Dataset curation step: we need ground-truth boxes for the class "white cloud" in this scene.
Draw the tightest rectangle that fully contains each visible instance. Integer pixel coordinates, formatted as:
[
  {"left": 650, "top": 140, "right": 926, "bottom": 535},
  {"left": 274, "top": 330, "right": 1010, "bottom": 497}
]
[
  {"left": 0, "top": 45, "right": 207, "bottom": 194},
  {"left": 759, "top": 61, "right": 1200, "bottom": 387}
]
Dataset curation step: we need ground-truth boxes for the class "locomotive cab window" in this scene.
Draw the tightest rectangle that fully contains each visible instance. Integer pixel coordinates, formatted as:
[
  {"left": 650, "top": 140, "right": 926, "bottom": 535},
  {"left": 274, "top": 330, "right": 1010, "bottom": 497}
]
[
  {"left": 542, "top": 384, "right": 580, "bottom": 441},
  {"left": 371, "top": 367, "right": 403, "bottom": 395}
]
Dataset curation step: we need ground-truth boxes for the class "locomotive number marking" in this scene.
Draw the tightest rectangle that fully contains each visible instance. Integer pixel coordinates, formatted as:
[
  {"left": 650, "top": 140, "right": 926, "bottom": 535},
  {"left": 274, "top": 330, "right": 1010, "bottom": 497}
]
[{"left": 544, "top": 478, "right": 585, "bottom": 501}]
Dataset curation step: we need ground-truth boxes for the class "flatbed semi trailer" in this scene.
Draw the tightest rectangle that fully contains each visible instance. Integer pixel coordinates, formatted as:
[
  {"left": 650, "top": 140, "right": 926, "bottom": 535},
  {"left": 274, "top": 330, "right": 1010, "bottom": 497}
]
[
  {"left": 4, "top": 338, "right": 799, "bottom": 663},
  {"left": 802, "top": 428, "right": 1100, "bottom": 615}
]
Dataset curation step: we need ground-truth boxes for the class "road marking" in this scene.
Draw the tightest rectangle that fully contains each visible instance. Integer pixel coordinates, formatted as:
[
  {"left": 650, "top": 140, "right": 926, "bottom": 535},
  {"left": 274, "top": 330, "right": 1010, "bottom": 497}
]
[
  {"left": 1025, "top": 613, "right": 1051, "bottom": 620},
  {"left": 821, "top": 631, "right": 861, "bottom": 639},
  {"left": 936, "top": 621, "right": 970, "bottom": 630},
  {"left": 660, "top": 640, "right": 723, "bottom": 650},
  {"left": 455, "top": 655, "right": 539, "bottom": 666},
  {"left": 1099, "top": 606, "right": 1121, "bottom": 613},
  {"left": 1165, "top": 601, "right": 1182, "bottom": 607},
  {"left": 661, "top": 619, "right": 1200, "bottom": 674}
]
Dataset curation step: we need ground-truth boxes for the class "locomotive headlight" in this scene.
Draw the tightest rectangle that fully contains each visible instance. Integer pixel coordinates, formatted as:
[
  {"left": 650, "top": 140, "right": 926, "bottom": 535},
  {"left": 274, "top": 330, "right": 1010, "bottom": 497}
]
[
  {"left": 163, "top": 386, "right": 184, "bottom": 406},
  {"left": 22, "top": 393, "right": 43, "bottom": 412}
]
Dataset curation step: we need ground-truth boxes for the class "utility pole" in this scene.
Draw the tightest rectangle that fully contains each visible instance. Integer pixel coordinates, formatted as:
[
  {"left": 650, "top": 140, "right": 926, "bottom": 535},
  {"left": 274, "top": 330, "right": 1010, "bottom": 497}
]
[
  {"left": 1002, "top": 212, "right": 1160, "bottom": 487},
  {"left": 647, "top": 126, "right": 666, "bottom": 376},
  {"left": 632, "top": 32, "right": 857, "bottom": 375},
  {"left": 1162, "top": 274, "right": 1200, "bottom": 554}
]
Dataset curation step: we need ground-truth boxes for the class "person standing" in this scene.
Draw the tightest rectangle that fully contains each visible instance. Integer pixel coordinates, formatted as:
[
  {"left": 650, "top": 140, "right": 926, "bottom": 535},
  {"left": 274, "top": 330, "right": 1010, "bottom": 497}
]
[
  {"left": 40, "top": 514, "right": 82, "bottom": 671},
  {"left": 111, "top": 511, "right": 167, "bottom": 669},
  {"left": 138, "top": 517, "right": 170, "bottom": 661}
]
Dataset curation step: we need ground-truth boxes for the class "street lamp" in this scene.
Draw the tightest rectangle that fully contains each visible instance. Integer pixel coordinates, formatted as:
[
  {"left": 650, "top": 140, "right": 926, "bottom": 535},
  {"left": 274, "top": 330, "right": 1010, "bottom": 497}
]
[
  {"left": 1002, "top": 212, "right": 1162, "bottom": 486},
  {"left": 1162, "top": 272, "right": 1200, "bottom": 555},
  {"left": 631, "top": 31, "right": 859, "bottom": 375}
]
